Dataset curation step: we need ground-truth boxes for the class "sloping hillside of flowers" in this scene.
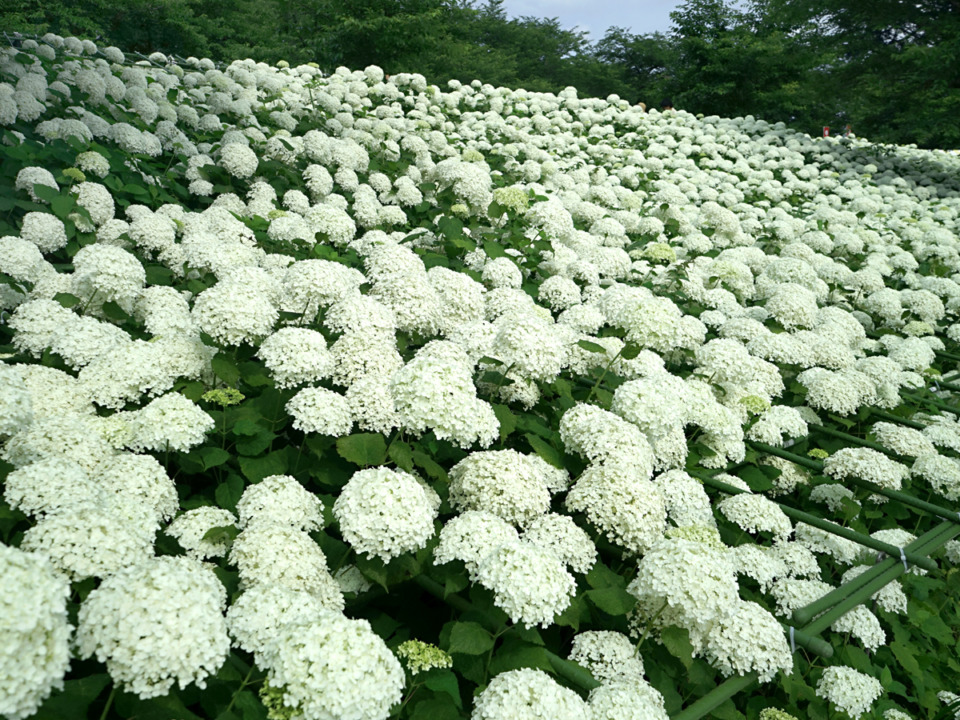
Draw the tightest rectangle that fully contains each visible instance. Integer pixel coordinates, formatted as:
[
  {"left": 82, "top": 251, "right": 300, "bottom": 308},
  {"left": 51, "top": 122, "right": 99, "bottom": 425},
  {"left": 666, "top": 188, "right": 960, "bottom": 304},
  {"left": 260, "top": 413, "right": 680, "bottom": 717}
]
[{"left": 3, "top": 33, "right": 960, "bottom": 720}]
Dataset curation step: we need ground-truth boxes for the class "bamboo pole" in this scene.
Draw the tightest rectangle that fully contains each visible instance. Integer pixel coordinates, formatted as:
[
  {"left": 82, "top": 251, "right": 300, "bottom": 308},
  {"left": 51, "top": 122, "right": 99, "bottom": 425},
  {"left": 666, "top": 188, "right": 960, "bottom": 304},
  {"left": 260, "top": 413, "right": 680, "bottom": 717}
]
[
  {"left": 748, "top": 441, "right": 960, "bottom": 523},
  {"left": 698, "top": 474, "right": 938, "bottom": 571},
  {"left": 791, "top": 520, "right": 956, "bottom": 626}
]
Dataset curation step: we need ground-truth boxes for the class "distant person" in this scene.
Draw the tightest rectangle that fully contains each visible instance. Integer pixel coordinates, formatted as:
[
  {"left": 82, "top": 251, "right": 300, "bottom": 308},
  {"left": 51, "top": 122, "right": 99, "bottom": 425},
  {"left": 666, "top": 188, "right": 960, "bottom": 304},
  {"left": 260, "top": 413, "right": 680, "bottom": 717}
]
[{"left": 660, "top": 99, "right": 674, "bottom": 111}]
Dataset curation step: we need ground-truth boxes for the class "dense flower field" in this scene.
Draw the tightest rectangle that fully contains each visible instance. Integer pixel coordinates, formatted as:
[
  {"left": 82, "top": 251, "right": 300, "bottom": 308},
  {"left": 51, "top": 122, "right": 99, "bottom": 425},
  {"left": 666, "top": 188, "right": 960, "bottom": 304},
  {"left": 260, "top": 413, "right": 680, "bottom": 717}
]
[{"left": 3, "top": 33, "right": 960, "bottom": 720}]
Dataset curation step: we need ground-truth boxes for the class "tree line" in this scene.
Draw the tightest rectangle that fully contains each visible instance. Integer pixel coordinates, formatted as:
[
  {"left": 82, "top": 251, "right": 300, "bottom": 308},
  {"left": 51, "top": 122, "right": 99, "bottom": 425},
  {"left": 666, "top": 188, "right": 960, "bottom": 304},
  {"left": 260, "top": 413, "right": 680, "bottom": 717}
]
[{"left": 4, "top": 0, "right": 959, "bottom": 149}]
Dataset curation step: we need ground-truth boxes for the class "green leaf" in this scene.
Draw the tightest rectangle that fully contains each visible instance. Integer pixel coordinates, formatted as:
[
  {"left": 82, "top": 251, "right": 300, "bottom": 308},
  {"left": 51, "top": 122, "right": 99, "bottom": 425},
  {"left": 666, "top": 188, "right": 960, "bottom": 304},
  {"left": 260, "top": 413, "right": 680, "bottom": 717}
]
[
  {"left": 122, "top": 183, "right": 151, "bottom": 197},
  {"left": 53, "top": 292, "right": 81, "bottom": 309},
  {"left": 890, "top": 640, "right": 922, "bottom": 679},
  {"left": 620, "top": 343, "right": 642, "bottom": 360},
  {"left": 577, "top": 339, "right": 608, "bottom": 353},
  {"left": 661, "top": 626, "right": 695, "bottom": 670},
  {"left": 586, "top": 586, "right": 636, "bottom": 616},
  {"left": 144, "top": 264, "right": 172, "bottom": 286},
  {"left": 32, "top": 674, "right": 111, "bottom": 719},
  {"left": 487, "top": 641, "right": 553, "bottom": 675},
  {"left": 410, "top": 698, "right": 461, "bottom": 720},
  {"left": 739, "top": 465, "right": 773, "bottom": 492},
  {"left": 238, "top": 452, "right": 288, "bottom": 482},
  {"left": 524, "top": 433, "right": 564, "bottom": 469},
  {"left": 412, "top": 451, "right": 448, "bottom": 481},
  {"left": 231, "top": 419, "right": 263, "bottom": 437},
  {"left": 33, "top": 184, "right": 60, "bottom": 204},
  {"left": 584, "top": 560, "right": 627, "bottom": 590},
  {"left": 422, "top": 670, "right": 462, "bottom": 709},
  {"left": 235, "top": 432, "right": 273, "bottom": 457},
  {"left": 336, "top": 433, "right": 388, "bottom": 467},
  {"left": 388, "top": 440, "right": 414, "bottom": 472},
  {"left": 214, "top": 474, "right": 245, "bottom": 510},
  {"left": 100, "top": 300, "right": 131, "bottom": 323},
  {"left": 482, "top": 240, "right": 508, "bottom": 259},
  {"left": 201, "top": 524, "right": 239, "bottom": 545},
  {"left": 492, "top": 404, "right": 517, "bottom": 442},
  {"left": 197, "top": 447, "right": 231, "bottom": 470},
  {"left": 448, "top": 621, "right": 495, "bottom": 655},
  {"left": 51, "top": 194, "right": 74, "bottom": 219},
  {"left": 212, "top": 354, "right": 241, "bottom": 385},
  {"left": 355, "top": 553, "right": 390, "bottom": 591}
]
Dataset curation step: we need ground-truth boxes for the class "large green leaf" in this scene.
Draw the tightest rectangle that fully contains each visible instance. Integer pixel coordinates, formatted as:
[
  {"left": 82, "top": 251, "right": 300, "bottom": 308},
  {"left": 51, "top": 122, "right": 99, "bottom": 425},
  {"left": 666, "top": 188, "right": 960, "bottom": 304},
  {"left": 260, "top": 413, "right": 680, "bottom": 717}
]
[
  {"left": 447, "top": 622, "right": 495, "bottom": 655},
  {"left": 336, "top": 433, "right": 388, "bottom": 467}
]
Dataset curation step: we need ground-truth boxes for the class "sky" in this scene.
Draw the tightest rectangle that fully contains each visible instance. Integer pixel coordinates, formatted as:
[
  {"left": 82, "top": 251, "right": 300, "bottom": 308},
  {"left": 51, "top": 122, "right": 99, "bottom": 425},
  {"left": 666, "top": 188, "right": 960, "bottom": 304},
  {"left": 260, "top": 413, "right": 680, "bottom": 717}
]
[{"left": 498, "top": 0, "right": 684, "bottom": 42}]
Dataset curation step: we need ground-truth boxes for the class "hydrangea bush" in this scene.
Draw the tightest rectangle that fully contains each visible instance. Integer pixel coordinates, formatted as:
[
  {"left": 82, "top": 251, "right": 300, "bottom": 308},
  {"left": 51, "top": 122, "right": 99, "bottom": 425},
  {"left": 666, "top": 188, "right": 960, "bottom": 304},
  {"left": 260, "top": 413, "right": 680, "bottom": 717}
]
[{"left": 3, "top": 32, "right": 960, "bottom": 720}]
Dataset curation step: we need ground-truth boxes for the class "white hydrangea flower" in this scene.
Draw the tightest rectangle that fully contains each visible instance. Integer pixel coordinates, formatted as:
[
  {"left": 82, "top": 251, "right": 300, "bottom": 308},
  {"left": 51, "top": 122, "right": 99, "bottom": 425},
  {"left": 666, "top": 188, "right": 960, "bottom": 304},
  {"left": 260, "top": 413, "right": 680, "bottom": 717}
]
[
  {"left": 815, "top": 666, "right": 883, "bottom": 719},
  {"left": 717, "top": 493, "right": 793, "bottom": 542},
  {"left": 225, "top": 585, "right": 332, "bottom": 664},
  {"left": 472, "top": 668, "right": 588, "bottom": 720},
  {"left": 747, "top": 405, "right": 809, "bottom": 446},
  {"left": 912, "top": 453, "right": 960, "bottom": 501},
  {"left": 566, "top": 460, "right": 666, "bottom": 555},
  {"left": 192, "top": 280, "right": 278, "bottom": 346},
  {"left": 229, "top": 524, "right": 344, "bottom": 609},
  {"left": 627, "top": 537, "right": 739, "bottom": 650},
  {"left": 218, "top": 142, "right": 259, "bottom": 178},
  {"left": 257, "top": 327, "right": 334, "bottom": 388},
  {"left": 4, "top": 457, "right": 97, "bottom": 517},
  {"left": 490, "top": 312, "right": 568, "bottom": 381},
  {"left": 391, "top": 340, "right": 499, "bottom": 448},
  {"left": 823, "top": 448, "right": 910, "bottom": 491},
  {"left": 333, "top": 467, "right": 439, "bottom": 562},
  {"left": 731, "top": 544, "right": 787, "bottom": 592},
  {"left": 587, "top": 680, "right": 669, "bottom": 720},
  {"left": 262, "top": 614, "right": 404, "bottom": 720},
  {"left": 286, "top": 386, "right": 353, "bottom": 436},
  {"left": 871, "top": 422, "right": 936, "bottom": 458},
  {"left": 2, "top": 413, "right": 114, "bottom": 471},
  {"left": 769, "top": 577, "right": 833, "bottom": 616},
  {"left": 165, "top": 507, "right": 237, "bottom": 559},
  {"left": 568, "top": 630, "right": 645, "bottom": 683},
  {"left": 14, "top": 166, "right": 58, "bottom": 203},
  {"left": 434, "top": 510, "right": 521, "bottom": 576},
  {"left": 703, "top": 600, "right": 793, "bottom": 682},
  {"left": 475, "top": 540, "right": 576, "bottom": 628},
  {"left": 559, "top": 402, "right": 655, "bottom": 474},
  {"left": 0, "top": 545, "right": 73, "bottom": 720},
  {"left": 448, "top": 449, "right": 551, "bottom": 525},
  {"left": 76, "top": 557, "right": 230, "bottom": 698},
  {"left": 236, "top": 474, "right": 324, "bottom": 531},
  {"left": 19, "top": 212, "right": 68, "bottom": 253},
  {"left": 522, "top": 512, "right": 596, "bottom": 574},
  {"left": 830, "top": 605, "right": 885, "bottom": 651},
  {"left": 126, "top": 393, "right": 215, "bottom": 452}
]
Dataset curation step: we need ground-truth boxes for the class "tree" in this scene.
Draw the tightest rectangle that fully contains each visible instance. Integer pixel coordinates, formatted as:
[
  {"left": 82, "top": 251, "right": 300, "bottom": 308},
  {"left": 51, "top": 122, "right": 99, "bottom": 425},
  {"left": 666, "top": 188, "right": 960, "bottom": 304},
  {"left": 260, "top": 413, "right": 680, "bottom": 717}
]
[{"left": 766, "top": 0, "right": 960, "bottom": 147}]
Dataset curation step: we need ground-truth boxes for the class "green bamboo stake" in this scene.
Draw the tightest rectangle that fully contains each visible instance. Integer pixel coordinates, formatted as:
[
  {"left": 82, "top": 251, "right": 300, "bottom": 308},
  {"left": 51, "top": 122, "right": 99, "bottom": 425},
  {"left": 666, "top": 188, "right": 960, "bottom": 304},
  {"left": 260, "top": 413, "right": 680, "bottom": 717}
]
[
  {"left": 902, "top": 391, "right": 960, "bottom": 414},
  {"left": 791, "top": 520, "right": 956, "bottom": 626},
  {"left": 671, "top": 673, "right": 758, "bottom": 720},
  {"left": 674, "top": 522, "right": 958, "bottom": 720},
  {"left": 809, "top": 424, "right": 899, "bottom": 457},
  {"left": 698, "top": 474, "right": 938, "bottom": 571},
  {"left": 803, "top": 524, "right": 960, "bottom": 636},
  {"left": 867, "top": 409, "right": 926, "bottom": 430},
  {"left": 748, "top": 441, "right": 960, "bottom": 524}
]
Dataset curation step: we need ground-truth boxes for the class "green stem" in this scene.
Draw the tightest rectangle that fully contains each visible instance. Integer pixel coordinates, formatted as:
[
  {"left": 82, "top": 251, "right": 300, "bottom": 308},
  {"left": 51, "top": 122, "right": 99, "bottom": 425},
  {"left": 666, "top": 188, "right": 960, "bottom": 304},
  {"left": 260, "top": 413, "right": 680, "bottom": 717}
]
[
  {"left": 584, "top": 348, "right": 623, "bottom": 405},
  {"left": 222, "top": 667, "right": 255, "bottom": 717},
  {"left": 99, "top": 686, "right": 116, "bottom": 720}
]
